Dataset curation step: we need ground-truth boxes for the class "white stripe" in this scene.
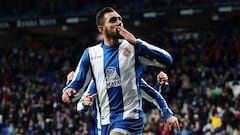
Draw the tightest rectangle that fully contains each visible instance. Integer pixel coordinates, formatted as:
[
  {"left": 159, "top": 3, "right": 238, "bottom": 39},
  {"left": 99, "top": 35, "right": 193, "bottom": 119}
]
[
  {"left": 76, "top": 100, "right": 84, "bottom": 111},
  {"left": 141, "top": 89, "right": 161, "bottom": 110},
  {"left": 138, "top": 56, "right": 166, "bottom": 68},
  {"left": 140, "top": 40, "right": 171, "bottom": 57},
  {"left": 95, "top": 99, "right": 101, "bottom": 134},
  {"left": 141, "top": 79, "right": 162, "bottom": 110},
  {"left": 88, "top": 45, "right": 110, "bottom": 125},
  {"left": 119, "top": 41, "right": 139, "bottom": 120},
  {"left": 111, "top": 128, "right": 131, "bottom": 135}
]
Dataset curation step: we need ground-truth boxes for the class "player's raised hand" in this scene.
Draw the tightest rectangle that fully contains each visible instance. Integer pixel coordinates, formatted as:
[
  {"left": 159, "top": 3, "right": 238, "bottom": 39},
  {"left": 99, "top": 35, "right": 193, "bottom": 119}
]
[
  {"left": 166, "top": 116, "right": 180, "bottom": 131},
  {"left": 157, "top": 71, "right": 168, "bottom": 85},
  {"left": 83, "top": 93, "right": 97, "bottom": 106},
  {"left": 117, "top": 26, "right": 136, "bottom": 45},
  {"left": 62, "top": 88, "right": 76, "bottom": 103}
]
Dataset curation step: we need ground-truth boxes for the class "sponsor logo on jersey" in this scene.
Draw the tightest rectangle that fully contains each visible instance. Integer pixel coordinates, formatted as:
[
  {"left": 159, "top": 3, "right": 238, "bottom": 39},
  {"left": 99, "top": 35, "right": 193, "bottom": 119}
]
[{"left": 105, "top": 66, "right": 121, "bottom": 89}]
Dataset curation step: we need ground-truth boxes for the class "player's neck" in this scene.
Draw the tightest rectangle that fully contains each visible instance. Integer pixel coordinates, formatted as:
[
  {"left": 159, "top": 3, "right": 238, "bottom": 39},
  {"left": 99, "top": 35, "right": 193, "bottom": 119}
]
[{"left": 103, "top": 38, "right": 120, "bottom": 46}]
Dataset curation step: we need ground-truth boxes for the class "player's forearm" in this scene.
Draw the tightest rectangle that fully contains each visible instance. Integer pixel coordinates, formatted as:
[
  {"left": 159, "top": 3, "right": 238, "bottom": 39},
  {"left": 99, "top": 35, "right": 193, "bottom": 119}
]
[
  {"left": 154, "top": 82, "right": 169, "bottom": 93},
  {"left": 141, "top": 85, "right": 173, "bottom": 120},
  {"left": 140, "top": 79, "right": 172, "bottom": 115},
  {"left": 77, "top": 99, "right": 90, "bottom": 113},
  {"left": 135, "top": 39, "right": 173, "bottom": 67},
  {"left": 64, "top": 50, "right": 92, "bottom": 92}
]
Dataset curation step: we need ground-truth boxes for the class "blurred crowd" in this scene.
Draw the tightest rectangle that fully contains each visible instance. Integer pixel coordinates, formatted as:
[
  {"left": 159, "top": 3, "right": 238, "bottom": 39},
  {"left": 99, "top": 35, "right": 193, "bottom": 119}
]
[
  {"left": 142, "top": 30, "right": 240, "bottom": 135},
  {"left": 0, "top": 28, "right": 239, "bottom": 135},
  {"left": 0, "top": 0, "right": 240, "bottom": 20}
]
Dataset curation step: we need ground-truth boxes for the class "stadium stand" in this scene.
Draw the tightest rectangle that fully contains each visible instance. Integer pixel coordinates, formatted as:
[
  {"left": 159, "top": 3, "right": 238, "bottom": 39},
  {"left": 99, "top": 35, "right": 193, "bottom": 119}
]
[{"left": 0, "top": 0, "right": 239, "bottom": 134}]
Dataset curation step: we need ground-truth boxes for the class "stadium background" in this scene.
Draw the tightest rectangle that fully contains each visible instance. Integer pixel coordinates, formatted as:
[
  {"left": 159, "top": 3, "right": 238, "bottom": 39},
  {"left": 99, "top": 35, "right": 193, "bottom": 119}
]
[{"left": 0, "top": 0, "right": 240, "bottom": 135}]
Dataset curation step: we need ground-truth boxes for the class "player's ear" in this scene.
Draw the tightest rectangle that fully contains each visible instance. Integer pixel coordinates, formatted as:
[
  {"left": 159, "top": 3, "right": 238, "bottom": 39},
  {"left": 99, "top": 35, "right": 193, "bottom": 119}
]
[{"left": 97, "top": 26, "right": 104, "bottom": 33}]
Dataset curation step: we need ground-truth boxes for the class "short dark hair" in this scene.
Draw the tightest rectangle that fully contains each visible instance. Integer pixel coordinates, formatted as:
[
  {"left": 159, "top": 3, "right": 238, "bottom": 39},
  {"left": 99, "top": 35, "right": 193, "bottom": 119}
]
[{"left": 96, "top": 7, "right": 116, "bottom": 27}]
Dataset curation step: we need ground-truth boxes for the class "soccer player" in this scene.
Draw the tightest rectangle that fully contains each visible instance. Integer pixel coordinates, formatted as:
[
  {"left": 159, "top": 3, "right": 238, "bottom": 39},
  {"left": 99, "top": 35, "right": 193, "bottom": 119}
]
[
  {"left": 72, "top": 71, "right": 178, "bottom": 135},
  {"left": 62, "top": 7, "right": 179, "bottom": 135}
]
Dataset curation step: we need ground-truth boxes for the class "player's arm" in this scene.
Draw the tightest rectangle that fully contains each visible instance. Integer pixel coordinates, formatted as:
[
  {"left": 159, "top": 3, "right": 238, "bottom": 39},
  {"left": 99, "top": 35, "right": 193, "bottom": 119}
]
[
  {"left": 77, "top": 94, "right": 91, "bottom": 113},
  {"left": 154, "top": 71, "right": 169, "bottom": 93},
  {"left": 135, "top": 39, "right": 173, "bottom": 68},
  {"left": 153, "top": 83, "right": 169, "bottom": 93},
  {"left": 140, "top": 78, "right": 170, "bottom": 115},
  {"left": 116, "top": 26, "right": 172, "bottom": 68},
  {"left": 62, "top": 49, "right": 92, "bottom": 103},
  {"left": 65, "top": 71, "right": 97, "bottom": 113},
  {"left": 141, "top": 71, "right": 169, "bottom": 110},
  {"left": 77, "top": 93, "right": 97, "bottom": 113},
  {"left": 65, "top": 71, "right": 94, "bottom": 112},
  {"left": 140, "top": 79, "right": 180, "bottom": 131},
  {"left": 76, "top": 80, "right": 97, "bottom": 113}
]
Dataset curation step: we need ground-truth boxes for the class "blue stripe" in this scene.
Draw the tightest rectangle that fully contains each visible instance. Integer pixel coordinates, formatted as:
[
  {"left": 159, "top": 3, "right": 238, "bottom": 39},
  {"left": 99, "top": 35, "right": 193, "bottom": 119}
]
[
  {"left": 140, "top": 79, "right": 173, "bottom": 119},
  {"left": 102, "top": 44, "right": 124, "bottom": 123},
  {"left": 154, "top": 83, "right": 160, "bottom": 91},
  {"left": 88, "top": 81, "right": 97, "bottom": 95},
  {"left": 134, "top": 49, "right": 144, "bottom": 119},
  {"left": 136, "top": 39, "right": 173, "bottom": 67},
  {"left": 140, "top": 79, "right": 169, "bottom": 111},
  {"left": 92, "top": 101, "right": 98, "bottom": 134}
]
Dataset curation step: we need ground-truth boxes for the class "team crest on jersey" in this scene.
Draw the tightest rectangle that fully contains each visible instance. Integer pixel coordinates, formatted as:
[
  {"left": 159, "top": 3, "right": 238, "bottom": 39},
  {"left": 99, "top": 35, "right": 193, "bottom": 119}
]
[
  {"left": 123, "top": 47, "right": 131, "bottom": 57},
  {"left": 105, "top": 66, "right": 121, "bottom": 89}
]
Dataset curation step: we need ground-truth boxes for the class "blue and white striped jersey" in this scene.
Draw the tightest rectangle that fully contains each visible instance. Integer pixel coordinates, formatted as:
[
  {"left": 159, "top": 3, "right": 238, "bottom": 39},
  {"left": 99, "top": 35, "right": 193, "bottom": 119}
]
[
  {"left": 64, "top": 39, "right": 172, "bottom": 125},
  {"left": 77, "top": 79, "right": 172, "bottom": 135}
]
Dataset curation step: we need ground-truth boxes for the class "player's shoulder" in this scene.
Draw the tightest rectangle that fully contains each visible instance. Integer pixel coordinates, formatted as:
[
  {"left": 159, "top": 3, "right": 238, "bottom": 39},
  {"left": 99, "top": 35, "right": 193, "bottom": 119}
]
[
  {"left": 88, "top": 42, "right": 102, "bottom": 50},
  {"left": 120, "top": 39, "right": 132, "bottom": 46},
  {"left": 118, "top": 39, "right": 135, "bottom": 50}
]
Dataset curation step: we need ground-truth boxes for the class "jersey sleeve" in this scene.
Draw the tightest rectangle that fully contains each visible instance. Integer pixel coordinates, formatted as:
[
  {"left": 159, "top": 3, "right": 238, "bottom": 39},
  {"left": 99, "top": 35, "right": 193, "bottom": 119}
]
[
  {"left": 140, "top": 78, "right": 173, "bottom": 120},
  {"left": 135, "top": 39, "right": 173, "bottom": 68},
  {"left": 77, "top": 98, "right": 90, "bottom": 113},
  {"left": 153, "top": 82, "right": 169, "bottom": 93},
  {"left": 62, "top": 49, "right": 93, "bottom": 102},
  {"left": 76, "top": 80, "right": 96, "bottom": 113}
]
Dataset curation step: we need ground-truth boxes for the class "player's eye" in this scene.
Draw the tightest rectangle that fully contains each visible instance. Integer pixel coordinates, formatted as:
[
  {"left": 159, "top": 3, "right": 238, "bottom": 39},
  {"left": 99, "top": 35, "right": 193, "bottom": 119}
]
[
  {"left": 109, "top": 17, "right": 117, "bottom": 23},
  {"left": 109, "top": 17, "right": 122, "bottom": 23}
]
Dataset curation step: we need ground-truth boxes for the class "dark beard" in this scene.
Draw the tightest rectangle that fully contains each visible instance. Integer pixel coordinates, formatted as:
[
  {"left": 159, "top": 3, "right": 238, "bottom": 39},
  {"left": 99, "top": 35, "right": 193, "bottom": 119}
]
[
  {"left": 105, "top": 28, "right": 123, "bottom": 39},
  {"left": 112, "top": 33, "right": 123, "bottom": 39}
]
